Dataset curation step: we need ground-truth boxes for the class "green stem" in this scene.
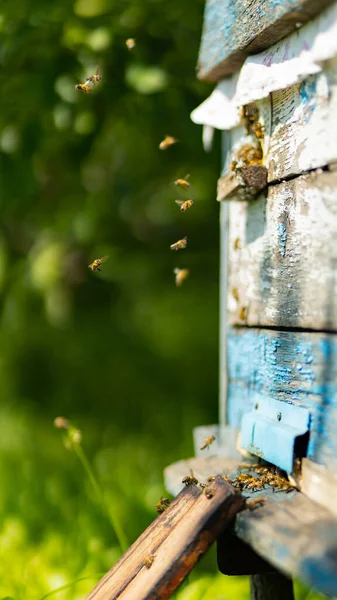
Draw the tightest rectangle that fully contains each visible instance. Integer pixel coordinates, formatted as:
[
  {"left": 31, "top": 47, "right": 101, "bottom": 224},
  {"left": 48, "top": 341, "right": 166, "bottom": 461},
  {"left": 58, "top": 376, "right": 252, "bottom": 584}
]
[
  {"left": 72, "top": 442, "right": 128, "bottom": 553},
  {"left": 39, "top": 574, "right": 105, "bottom": 600}
]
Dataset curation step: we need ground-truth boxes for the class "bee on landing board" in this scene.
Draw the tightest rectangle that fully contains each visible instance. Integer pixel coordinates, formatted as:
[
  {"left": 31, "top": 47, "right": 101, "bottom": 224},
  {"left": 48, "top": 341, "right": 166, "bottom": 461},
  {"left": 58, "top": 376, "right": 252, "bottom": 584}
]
[
  {"left": 170, "top": 237, "right": 187, "bottom": 251},
  {"left": 85, "top": 66, "right": 102, "bottom": 86},
  {"left": 155, "top": 497, "right": 171, "bottom": 513},
  {"left": 125, "top": 38, "right": 136, "bottom": 50},
  {"left": 200, "top": 435, "right": 216, "bottom": 450},
  {"left": 174, "top": 268, "right": 189, "bottom": 287},
  {"left": 182, "top": 470, "right": 198, "bottom": 486},
  {"left": 174, "top": 176, "right": 190, "bottom": 190},
  {"left": 75, "top": 83, "right": 92, "bottom": 94},
  {"left": 88, "top": 255, "right": 109, "bottom": 272},
  {"left": 159, "top": 136, "right": 178, "bottom": 150},
  {"left": 175, "top": 199, "right": 193, "bottom": 213},
  {"left": 144, "top": 554, "right": 155, "bottom": 569}
]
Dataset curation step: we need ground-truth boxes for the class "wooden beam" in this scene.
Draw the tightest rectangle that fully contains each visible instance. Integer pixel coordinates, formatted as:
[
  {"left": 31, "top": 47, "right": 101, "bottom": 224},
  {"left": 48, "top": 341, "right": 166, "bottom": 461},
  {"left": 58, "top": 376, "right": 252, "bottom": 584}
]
[
  {"left": 197, "top": 0, "right": 334, "bottom": 81},
  {"left": 227, "top": 171, "right": 337, "bottom": 331},
  {"left": 85, "top": 477, "right": 244, "bottom": 600},
  {"left": 250, "top": 573, "right": 294, "bottom": 600}
]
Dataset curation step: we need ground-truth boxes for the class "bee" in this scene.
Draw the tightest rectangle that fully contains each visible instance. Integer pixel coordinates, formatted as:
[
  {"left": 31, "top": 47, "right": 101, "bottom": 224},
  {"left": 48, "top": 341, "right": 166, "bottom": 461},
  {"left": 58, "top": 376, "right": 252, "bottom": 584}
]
[
  {"left": 155, "top": 497, "right": 171, "bottom": 513},
  {"left": 252, "top": 122, "right": 265, "bottom": 139},
  {"left": 174, "top": 268, "right": 189, "bottom": 287},
  {"left": 182, "top": 470, "right": 198, "bottom": 486},
  {"left": 233, "top": 237, "right": 241, "bottom": 250},
  {"left": 175, "top": 199, "right": 193, "bottom": 212},
  {"left": 126, "top": 38, "right": 136, "bottom": 50},
  {"left": 239, "top": 103, "right": 259, "bottom": 134},
  {"left": 245, "top": 497, "right": 265, "bottom": 510},
  {"left": 204, "top": 486, "right": 214, "bottom": 499},
  {"left": 232, "top": 288, "right": 239, "bottom": 302},
  {"left": 75, "top": 83, "right": 92, "bottom": 93},
  {"left": 170, "top": 237, "right": 187, "bottom": 251},
  {"left": 85, "top": 66, "right": 102, "bottom": 86},
  {"left": 88, "top": 255, "right": 109, "bottom": 272},
  {"left": 239, "top": 306, "right": 247, "bottom": 321},
  {"left": 236, "top": 144, "right": 263, "bottom": 166},
  {"left": 144, "top": 554, "right": 155, "bottom": 569},
  {"left": 200, "top": 435, "right": 216, "bottom": 450},
  {"left": 174, "top": 176, "right": 190, "bottom": 190},
  {"left": 159, "top": 136, "right": 178, "bottom": 150}
]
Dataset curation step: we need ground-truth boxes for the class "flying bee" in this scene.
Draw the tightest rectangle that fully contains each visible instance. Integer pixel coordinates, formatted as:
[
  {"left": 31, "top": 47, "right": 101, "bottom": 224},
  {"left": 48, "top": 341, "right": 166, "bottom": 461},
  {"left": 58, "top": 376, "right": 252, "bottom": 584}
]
[
  {"left": 144, "top": 554, "right": 155, "bottom": 569},
  {"left": 155, "top": 497, "right": 171, "bottom": 513},
  {"left": 252, "top": 122, "right": 265, "bottom": 139},
  {"left": 175, "top": 199, "right": 193, "bottom": 212},
  {"left": 174, "top": 176, "right": 190, "bottom": 190},
  {"left": 159, "top": 136, "right": 178, "bottom": 150},
  {"left": 88, "top": 255, "right": 109, "bottom": 272},
  {"left": 75, "top": 83, "right": 92, "bottom": 93},
  {"left": 85, "top": 66, "right": 102, "bottom": 86},
  {"left": 174, "top": 268, "right": 189, "bottom": 287},
  {"left": 126, "top": 38, "right": 136, "bottom": 50},
  {"left": 170, "top": 237, "right": 187, "bottom": 251},
  {"left": 200, "top": 435, "right": 216, "bottom": 450}
]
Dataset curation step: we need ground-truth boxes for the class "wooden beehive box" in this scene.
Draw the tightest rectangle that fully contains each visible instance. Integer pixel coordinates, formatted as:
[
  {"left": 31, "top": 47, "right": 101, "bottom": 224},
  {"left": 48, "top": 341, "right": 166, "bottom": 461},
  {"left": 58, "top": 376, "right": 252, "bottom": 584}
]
[{"left": 166, "top": 1, "right": 337, "bottom": 596}]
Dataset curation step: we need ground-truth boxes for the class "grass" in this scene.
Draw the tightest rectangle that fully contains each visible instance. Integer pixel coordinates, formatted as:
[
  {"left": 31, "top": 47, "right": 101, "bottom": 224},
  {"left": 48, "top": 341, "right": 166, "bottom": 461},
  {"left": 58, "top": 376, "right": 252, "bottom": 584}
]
[{"left": 0, "top": 407, "right": 332, "bottom": 600}]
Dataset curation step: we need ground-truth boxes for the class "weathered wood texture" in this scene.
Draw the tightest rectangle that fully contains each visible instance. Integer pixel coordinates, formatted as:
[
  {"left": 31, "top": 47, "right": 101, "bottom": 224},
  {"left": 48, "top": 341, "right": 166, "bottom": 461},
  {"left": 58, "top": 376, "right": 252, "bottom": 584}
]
[
  {"left": 267, "top": 59, "right": 337, "bottom": 181},
  {"left": 85, "top": 477, "right": 243, "bottom": 600},
  {"left": 227, "top": 171, "right": 337, "bottom": 331},
  {"left": 250, "top": 574, "right": 294, "bottom": 600},
  {"left": 164, "top": 459, "right": 337, "bottom": 597},
  {"left": 197, "top": 0, "right": 334, "bottom": 81},
  {"left": 227, "top": 327, "right": 337, "bottom": 472},
  {"left": 217, "top": 166, "right": 268, "bottom": 202},
  {"left": 233, "top": 490, "right": 337, "bottom": 598}
]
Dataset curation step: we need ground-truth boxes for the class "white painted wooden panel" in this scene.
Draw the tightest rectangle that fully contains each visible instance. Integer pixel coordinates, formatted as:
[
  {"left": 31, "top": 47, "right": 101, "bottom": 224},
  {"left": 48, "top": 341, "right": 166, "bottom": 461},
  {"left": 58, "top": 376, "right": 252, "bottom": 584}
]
[{"left": 227, "top": 170, "right": 337, "bottom": 330}]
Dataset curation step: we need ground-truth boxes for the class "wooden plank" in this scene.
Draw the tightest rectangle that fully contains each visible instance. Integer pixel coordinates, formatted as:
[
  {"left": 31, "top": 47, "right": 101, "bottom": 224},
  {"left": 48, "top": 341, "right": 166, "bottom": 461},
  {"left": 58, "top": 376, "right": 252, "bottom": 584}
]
[
  {"left": 197, "top": 0, "right": 334, "bottom": 81},
  {"left": 86, "top": 477, "right": 244, "bottom": 600},
  {"left": 226, "top": 327, "right": 337, "bottom": 473},
  {"left": 250, "top": 574, "right": 294, "bottom": 600},
  {"left": 267, "top": 59, "right": 337, "bottom": 181},
  {"left": 165, "top": 458, "right": 337, "bottom": 596},
  {"left": 233, "top": 489, "right": 337, "bottom": 597},
  {"left": 227, "top": 171, "right": 337, "bottom": 331}
]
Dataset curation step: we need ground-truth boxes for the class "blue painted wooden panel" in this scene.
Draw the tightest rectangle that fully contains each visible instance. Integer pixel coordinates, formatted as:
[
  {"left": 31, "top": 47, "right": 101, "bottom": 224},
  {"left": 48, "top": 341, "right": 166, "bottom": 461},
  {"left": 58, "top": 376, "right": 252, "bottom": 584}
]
[
  {"left": 197, "top": 0, "right": 334, "bottom": 81},
  {"left": 227, "top": 327, "right": 337, "bottom": 472}
]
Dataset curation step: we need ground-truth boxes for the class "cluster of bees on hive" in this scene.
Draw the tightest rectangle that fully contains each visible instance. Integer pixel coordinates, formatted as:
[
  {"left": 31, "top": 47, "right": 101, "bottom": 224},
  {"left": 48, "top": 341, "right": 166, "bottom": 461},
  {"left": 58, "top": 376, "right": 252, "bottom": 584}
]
[
  {"left": 153, "top": 433, "right": 295, "bottom": 522},
  {"left": 80, "top": 42, "right": 193, "bottom": 287},
  {"left": 229, "top": 103, "right": 265, "bottom": 173}
]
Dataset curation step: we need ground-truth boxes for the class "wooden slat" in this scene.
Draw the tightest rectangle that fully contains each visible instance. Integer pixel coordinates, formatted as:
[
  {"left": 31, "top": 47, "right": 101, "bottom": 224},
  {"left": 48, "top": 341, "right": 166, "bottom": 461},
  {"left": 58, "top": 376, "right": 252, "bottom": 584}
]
[
  {"left": 226, "top": 327, "right": 337, "bottom": 473},
  {"left": 197, "top": 0, "right": 334, "bottom": 81},
  {"left": 233, "top": 490, "right": 337, "bottom": 597},
  {"left": 227, "top": 170, "right": 337, "bottom": 331},
  {"left": 86, "top": 477, "right": 244, "bottom": 600}
]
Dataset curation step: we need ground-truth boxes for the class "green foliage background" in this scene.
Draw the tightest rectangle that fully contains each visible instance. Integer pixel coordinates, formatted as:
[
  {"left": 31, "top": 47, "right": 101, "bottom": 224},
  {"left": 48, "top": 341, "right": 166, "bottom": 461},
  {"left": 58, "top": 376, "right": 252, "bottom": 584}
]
[{"left": 0, "top": 0, "right": 329, "bottom": 598}]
